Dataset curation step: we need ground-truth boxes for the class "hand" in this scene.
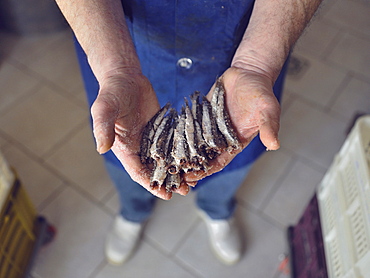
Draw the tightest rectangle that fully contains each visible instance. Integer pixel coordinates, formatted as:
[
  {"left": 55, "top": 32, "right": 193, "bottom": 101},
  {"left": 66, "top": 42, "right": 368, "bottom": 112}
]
[
  {"left": 184, "top": 66, "right": 281, "bottom": 182},
  {"left": 91, "top": 70, "right": 190, "bottom": 199}
]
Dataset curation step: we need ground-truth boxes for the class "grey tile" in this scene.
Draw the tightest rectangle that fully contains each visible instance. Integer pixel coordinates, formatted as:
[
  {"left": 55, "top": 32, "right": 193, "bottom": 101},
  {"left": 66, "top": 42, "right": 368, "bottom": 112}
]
[
  {"left": 323, "top": 0, "right": 370, "bottom": 37},
  {"left": 103, "top": 189, "right": 120, "bottom": 214},
  {"left": 295, "top": 17, "right": 340, "bottom": 58},
  {"left": 263, "top": 160, "right": 324, "bottom": 226},
  {"left": 0, "top": 61, "right": 40, "bottom": 113},
  {"left": 237, "top": 149, "right": 293, "bottom": 210},
  {"left": 285, "top": 53, "right": 346, "bottom": 107},
  {"left": 45, "top": 124, "right": 114, "bottom": 201},
  {"left": 0, "top": 30, "right": 70, "bottom": 65},
  {"left": 27, "top": 34, "right": 84, "bottom": 94},
  {"left": 93, "top": 242, "right": 198, "bottom": 278},
  {"left": 0, "top": 135, "right": 8, "bottom": 148},
  {"left": 1, "top": 144, "right": 64, "bottom": 208},
  {"left": 327, "top": 32, "right": 370, "bottom": 77},
  {"left": 0, "top": 84, "right": 88, "bottom": 157},
  {"left": 175, "top": 207, "right": 287, "bottom": 278},
  {"left": 279, "top": 99, "right": 347, "bottom": 169},
  {"left": 32, "top": 187, "right": 112, "bottom": 278},
  {"left": 144, "top": 192, "right": 199, "bottom": 253},
  {"left": 330, "top": 76, "right": 370, "bottom": 120}
]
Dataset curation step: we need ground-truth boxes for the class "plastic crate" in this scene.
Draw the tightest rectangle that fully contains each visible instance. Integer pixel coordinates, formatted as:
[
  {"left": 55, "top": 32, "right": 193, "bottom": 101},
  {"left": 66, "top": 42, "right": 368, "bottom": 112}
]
[
  {"left": 0, "top": 151, "right": 55, "bottom": 278},
  {"left": 288, "top": 194, "right": 328, "bottom": 278},
  {"left": 0, "top": 152, "right": 15, "bottom": 210},
  {"left": 317, "top": 115, "right": 370, "bottom": 278}
]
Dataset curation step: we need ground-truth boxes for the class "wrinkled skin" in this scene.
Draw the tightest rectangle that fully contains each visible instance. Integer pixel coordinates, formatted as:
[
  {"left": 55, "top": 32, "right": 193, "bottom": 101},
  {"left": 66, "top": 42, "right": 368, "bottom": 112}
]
[{"left": 91, "top": 66, "right": 281, "bottom": 200}]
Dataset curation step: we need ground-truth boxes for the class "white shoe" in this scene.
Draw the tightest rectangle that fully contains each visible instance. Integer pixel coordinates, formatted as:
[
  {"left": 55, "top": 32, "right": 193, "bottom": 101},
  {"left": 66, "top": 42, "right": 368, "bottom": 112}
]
[
  {"left": 105, "top": 215, "right": 143, "bottom": 265},
  {"left": 198, "top": 210, "right": 243, "bottom": 265}
]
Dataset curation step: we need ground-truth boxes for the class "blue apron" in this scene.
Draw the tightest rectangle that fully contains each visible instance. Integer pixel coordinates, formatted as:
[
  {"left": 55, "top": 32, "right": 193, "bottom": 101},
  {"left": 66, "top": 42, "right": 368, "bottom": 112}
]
[{"left": 74, "top": 0, "right": 288, "bottom": 180}]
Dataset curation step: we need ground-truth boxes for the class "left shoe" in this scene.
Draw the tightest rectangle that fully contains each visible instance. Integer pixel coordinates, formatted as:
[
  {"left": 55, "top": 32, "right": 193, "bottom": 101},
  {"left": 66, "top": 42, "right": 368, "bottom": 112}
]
[{"left": 198, "top": 210, "right": 243, "bottom": 265}]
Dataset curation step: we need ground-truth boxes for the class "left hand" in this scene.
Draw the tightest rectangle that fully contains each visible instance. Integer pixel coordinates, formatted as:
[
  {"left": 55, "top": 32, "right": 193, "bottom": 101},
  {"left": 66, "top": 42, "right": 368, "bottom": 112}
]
[{"left": 184, "top": 66, "right": 281, "bottom": 182}]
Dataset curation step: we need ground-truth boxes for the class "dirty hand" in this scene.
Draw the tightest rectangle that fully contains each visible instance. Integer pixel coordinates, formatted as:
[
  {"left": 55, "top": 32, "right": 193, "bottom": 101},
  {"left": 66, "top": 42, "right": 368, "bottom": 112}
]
[
  {"left": 91, "top": 71, "right": 189, "bottom": 199},
  {"left": 185, "top": 66, "right": 281, "bottom": 182}
]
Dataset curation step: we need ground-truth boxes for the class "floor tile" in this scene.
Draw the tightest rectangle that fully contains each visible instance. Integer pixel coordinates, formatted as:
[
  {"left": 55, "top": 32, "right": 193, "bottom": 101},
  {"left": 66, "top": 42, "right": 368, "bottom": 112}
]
[
  {"left": 323, "top": 0, "right": 370, "bottom": 37},
  {"left": 103, "top": 189, "right": 120, "bottom": 214},
  {"left": 294, "top": 17, "right": 340, "bottom": 58},
  {"left": 279, "top": 99, "right": 347, "bottom": 169},
  {"left": 330, "top": 76, "right": 370, "bottom": 120},
  {"left": 0, "top": 61, "right": 40, "bottom": 113},
  {"left": 0, "top": 135, "right": 8, "bottom": 148},
  {"left": 44, "top": 124, "right": 114, "bottom": 201},
  {"left": 0, "top": 84, "right": 88, "bottom": 157},
  {"left": 175, "top": 207, "right": 287, "bottom": 278},
  {"left": 143, "top": 193, "right": 199, "bottom": 254},
  {"left": 284, "top": 52, "right": 346, "bottom": 107},
  {"left": 263, "top": 159, "right": 324, "bottom": 226},
  {"left": 27, "top": 33, "right": 84, "bottom": 94},
  {"left": 0, "top": 30, "right": 70, "bottom": 65},
  {"left": 32, "top": 187, "right": 112, "bottom": 278},
  {"left": 93, "top": 241, "right": 199, "bottom": 278},
  {"left": 327, "top": 32, "right": 370, "bottom": 77},
  {"left": 237, "top": 149, "right": 293, "bottom": 210},
  {"left": 1, "top": 144, "right": 64, "bottom": 208}
]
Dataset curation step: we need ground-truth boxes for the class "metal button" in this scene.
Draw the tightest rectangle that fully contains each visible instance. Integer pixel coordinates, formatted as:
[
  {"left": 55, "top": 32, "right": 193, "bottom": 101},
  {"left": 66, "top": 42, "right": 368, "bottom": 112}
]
[{"left": 177, "top": 58, "right": 193, "bottom": 69}]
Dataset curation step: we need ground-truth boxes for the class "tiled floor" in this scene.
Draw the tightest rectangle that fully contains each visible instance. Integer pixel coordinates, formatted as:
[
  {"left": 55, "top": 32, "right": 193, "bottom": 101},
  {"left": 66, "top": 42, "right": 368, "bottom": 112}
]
[{"left": 0, "top": 0, "right": 369, "bottom": 277}]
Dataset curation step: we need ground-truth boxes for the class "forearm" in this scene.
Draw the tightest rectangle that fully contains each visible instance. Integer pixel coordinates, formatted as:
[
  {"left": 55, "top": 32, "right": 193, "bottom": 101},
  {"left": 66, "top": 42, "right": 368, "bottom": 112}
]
[
  {"left": 232, "top": 0, "right": 322, "bottom": 82},
  {"left": 55, "top": 0, "right": 140, "bottom": 80}
]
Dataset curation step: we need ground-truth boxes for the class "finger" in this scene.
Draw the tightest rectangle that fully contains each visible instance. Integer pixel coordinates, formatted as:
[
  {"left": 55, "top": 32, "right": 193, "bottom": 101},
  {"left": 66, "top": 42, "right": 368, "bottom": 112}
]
[
  {"left": 91, "top": 94, "right": 118, "bottom": 154},
  {"left": 259, "top": 118, "right": 280, "bottom": 151},
  {"left": 111, "top": 142, "right": 174, "bottom": 200},
  {"left": 186, "top": 181, "right": 198, "bottom": 187},
  {"left": 172, "top": 181, "right": 190, "bottom": 196},
  {"left": 183, "top": 151, "right": 235, "bottom": 183}
]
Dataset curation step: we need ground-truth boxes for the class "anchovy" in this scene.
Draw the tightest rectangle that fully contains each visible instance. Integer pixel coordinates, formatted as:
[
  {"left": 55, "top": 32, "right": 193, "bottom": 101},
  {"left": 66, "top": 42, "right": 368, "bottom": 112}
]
[
  {"left": 214, "top": 79, "right": 241, "bottom": 153},
  {"left": 202, "top": 96, "right": 227, "bottom": 158},
  {"left": 150, "top": 109, "right": 176, "bottom": 161},
  {"left": 140, "top": 103, "right": 171, "bottom": 164},
  {"left": 165, "top": 173, "right": 181, "bottom": 192},
  {"left": 150, "top": 159, "right": 168, "bottom": 189},
  {"left": 184, "top": 98, "right": 204, "bottom": 169},
  {"left": 171, "top": 107, "right": 189, "bottom": 168},
  {"left": 190, "top": 91, "right": 202, "bottom": 124}
]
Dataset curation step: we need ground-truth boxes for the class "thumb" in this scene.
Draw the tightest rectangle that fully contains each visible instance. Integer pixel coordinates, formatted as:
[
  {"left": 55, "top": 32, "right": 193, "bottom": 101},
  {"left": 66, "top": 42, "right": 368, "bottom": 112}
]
[
  {"left": 91, "top": 94, "right": 118, "bottom": 154},
  {"left": 259, "top": 117, "right": 280, "bottom": 151}
]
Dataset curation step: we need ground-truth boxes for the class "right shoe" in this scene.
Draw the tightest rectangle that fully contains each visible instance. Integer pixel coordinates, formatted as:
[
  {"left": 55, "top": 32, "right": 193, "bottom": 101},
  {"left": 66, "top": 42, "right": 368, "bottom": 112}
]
[{"left": 105, "top": 215, "right": 144, "bottom": 265}]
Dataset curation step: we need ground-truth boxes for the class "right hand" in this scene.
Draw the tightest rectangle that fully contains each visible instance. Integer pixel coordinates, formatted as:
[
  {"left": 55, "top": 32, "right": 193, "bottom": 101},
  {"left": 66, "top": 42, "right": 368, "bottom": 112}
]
[{"left": 91, "top": 69, "right": 190, "bottom": 199}]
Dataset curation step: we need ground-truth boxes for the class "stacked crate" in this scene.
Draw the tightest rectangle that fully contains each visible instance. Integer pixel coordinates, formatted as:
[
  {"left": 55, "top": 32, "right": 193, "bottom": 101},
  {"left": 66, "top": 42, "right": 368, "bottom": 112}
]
[
  {"left": 317, "top": 116, "right": 370, "bottom": 278},
  {"left": 289, "top": 115, "right": 370, "bottom": 278},
  {"left": 0, "top": 152, "right": 41, "bottom": 278}
]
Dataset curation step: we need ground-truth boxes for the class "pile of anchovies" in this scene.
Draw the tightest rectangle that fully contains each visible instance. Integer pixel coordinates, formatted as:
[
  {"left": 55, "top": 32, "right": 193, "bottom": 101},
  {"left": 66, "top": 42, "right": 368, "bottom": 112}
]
[{"left": 140, "top": 78, "right": 241, "bottom": 192}]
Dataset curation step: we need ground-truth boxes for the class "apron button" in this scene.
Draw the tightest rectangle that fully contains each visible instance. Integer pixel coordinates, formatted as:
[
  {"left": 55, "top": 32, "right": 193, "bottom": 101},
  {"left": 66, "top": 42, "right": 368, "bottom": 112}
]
[{"left": 177, "top": 58, "right": 193, "bottom": 69}]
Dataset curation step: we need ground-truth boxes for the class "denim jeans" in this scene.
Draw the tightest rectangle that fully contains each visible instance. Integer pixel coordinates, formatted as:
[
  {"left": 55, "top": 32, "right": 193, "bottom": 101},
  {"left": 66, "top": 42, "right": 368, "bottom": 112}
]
[{"left": 105, "top": 160, "right": 252, "bottom": 223}]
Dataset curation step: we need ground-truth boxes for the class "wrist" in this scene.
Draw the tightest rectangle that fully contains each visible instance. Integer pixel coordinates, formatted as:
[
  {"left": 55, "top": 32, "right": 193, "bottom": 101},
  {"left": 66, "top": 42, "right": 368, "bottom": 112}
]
[{"left": 231, "top": 53, "right": 277, "bottom": 86}]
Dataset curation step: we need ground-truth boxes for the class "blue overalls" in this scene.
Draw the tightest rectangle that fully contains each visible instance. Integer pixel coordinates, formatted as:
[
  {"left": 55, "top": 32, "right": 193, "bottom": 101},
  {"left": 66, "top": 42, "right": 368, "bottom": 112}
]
[{"left": 74, "top": 0, "right": 288, "bottom": 222}]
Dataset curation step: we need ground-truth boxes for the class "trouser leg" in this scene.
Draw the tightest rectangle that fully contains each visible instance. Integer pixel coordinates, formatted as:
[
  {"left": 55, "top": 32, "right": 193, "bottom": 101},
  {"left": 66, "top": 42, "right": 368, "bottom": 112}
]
[
  {"left": 104, "top": 160, "right": 157, "bottom": 223},
  {"left": 195, "top": 163, "right": 252, "bottom": 220}
]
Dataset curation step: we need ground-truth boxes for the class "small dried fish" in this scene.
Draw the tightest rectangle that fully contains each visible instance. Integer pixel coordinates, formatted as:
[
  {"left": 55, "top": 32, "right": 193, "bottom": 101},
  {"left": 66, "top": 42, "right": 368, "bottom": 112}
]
[
  {"left": 171, "top": 107, "right": 189, "bottom": 168},
  {"left": 150, "top": 109, "right": 176, "bottom": 161},
  {"left": 190, "top": 91, "right": 202, "bottom": 124},
  {"left": 142, "top": 82, "right": 241, "bottom": 193},
  {"left": 150, "top": 159, "right": 168, "bottom": 189},
  {"left": 184, "top": 98, "right": 205, "bottom": 169},
  {"left": 202, "top": 96, "right": 227, "bottom": 158},
  {"left": 165, "top": 173, "right": 181, "bottom": 192},
  {"left": 140, "top": 103, "right": 171, "bottom": 164},
  {"left": 213, "top": 79, "right": 241, "bottom": 153}
]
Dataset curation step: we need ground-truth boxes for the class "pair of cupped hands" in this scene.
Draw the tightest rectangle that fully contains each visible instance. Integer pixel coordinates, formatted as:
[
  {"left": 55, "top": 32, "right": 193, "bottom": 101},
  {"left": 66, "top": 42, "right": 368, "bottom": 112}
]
[{"left": 91, "top": 66, "right": 281, "bottom": 200}]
